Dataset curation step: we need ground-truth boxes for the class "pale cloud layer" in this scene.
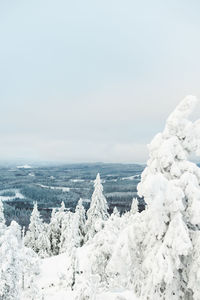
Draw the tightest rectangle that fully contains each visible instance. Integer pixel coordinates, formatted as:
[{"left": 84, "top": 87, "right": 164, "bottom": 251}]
[{"left": 0, "top": 1, "right": 200, "bottom": 163}]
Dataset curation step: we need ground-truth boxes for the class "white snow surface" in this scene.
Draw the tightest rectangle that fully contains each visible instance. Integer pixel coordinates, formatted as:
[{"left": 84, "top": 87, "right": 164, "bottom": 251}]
[
  {"left": 96, "top": 290, "right": 138, "bottom": 300},
  {"left": 28, "top": 173, "right": 35, "bottom": 177},
  {"left": 0, "top": 189, "right": 24, "bottom": 201},
  {"left": 70, "top": 179, "right": 85, "bottom": 182},
  {"left": 121, "top": 175, "right": 140, "bottom": 180},
  {"left": 22, "top": 253, "right": 138, "bottom": 300},
  {"left": 23, "top": 288, "right": 137, "bottom": 300},
  {"left": 37, "top": 253, "right": 69, "bottom": 289},
  {"left": 38, "top": 184, "right": 70, "bottom": 192}
]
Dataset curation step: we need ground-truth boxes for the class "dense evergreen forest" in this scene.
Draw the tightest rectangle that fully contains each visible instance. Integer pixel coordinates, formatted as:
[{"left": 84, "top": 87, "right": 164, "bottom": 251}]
[{"left": 0, "top": 163, "right": 145, "bottom": 227}]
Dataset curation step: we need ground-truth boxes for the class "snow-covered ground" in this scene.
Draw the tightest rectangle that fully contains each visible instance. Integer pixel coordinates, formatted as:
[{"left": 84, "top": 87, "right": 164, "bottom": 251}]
[
  {"left": 105, "top": 191, "right": 136, "bottom": 197},
  {"left": 82, "top": 198, "right": 91, "bottom": 203},
  {"left": 23, "top": 253, "right": 138, "bottom": 300},
  {"left": 28, "top": 172, "right": 35, "bottom": 177},
  {"left": 121, "top": 175, "right": 140, "bottom": 181},
  {"left": 24, "top": 288, "right": 137, "bottom": 300},
  {"left": 38, "top": 289, "right": 75, "bottom": 300},
  {"left": 37, "top": 184, "right": 70, "bottom": 192},
  {"left": 0, "top": 189, "right": 24, "bottom": 201},
  {"left": 96, "top": 290, "right": 138, "bottom": 300},
  {"left": 37, "top": 253, "right": 69, "bottom": 289},
  {"left": 70, "top": 179, "right": 85, "bottom": 183}
]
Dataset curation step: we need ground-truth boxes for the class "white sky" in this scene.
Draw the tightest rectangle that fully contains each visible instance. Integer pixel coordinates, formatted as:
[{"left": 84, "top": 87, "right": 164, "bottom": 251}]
[{"left": 0, "top": 0, "right": 200, "bottom": 163}]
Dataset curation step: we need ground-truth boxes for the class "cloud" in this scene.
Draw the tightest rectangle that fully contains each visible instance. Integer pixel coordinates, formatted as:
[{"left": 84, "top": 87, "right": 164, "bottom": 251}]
[
  {"left": 0, "top": 1, "right": 200, "bottom": 163},
  {"left": 0, "top": 133, "right": 148, "bottom": 163},
  {"left": 0, "top": 83, "right": 199, "bottom": 163}
]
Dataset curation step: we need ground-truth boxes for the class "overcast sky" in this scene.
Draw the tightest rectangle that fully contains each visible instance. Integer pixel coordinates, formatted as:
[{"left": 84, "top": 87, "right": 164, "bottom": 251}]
[{"left": 0, "top": 0, "right": 200, "bottom": 164}]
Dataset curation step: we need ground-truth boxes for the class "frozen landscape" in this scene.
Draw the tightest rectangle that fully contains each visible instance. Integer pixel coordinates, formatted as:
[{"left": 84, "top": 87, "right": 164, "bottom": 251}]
[
  {"left": 0, "top": 162, "right": 143, "bottom": 228},
  {"left": 0, "top": 97, "right": 200, "bottom": 299},
  {"left": 1, "top": 0, "right": 200, "bottom": 298}
]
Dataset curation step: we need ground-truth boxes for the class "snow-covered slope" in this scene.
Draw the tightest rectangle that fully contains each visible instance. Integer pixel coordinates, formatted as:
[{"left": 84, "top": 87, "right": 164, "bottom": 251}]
[
  {"left": 37, "top": 253, "right": 69, "bottom": 289},
  {"left": 22, "top": 252, "right": 138, "bottom": 300}
]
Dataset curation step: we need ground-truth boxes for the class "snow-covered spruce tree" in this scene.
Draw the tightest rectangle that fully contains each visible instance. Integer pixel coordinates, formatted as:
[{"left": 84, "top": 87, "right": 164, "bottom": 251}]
[
  {"left": 24, "top": 202, "right": 42, "bottom": 252},
  {"left": 85, "top": 173, "right": 109, "bottom": 241},
  {"left": 106, "top": 208, "right": 144, "bottom": 291},
  {"left": 22, "top": 248, "right": 41, "bottom": 299},
  {"left": 21, "top": 228, "right": 41, "bottom": 299},
  {"left": 0, "top": 221, "right": 22, "bottom": 300},
  {"left": 107, "top": 96, "right": 200, "bottom": 299},
  {"left": 65, "top": 247, "right": 78, "bottom": 290},
  {"left": 61, "top": 198, "right": 86, "bottom": 253},
  {"left": 188, "top": 232, "right": 200, "bottom": 299},
  {"left": 88, "top": 207, "right": 123, "bottom": 284},
  {"left": 59, "top": 210, "right": 73, "bottom": 254},
  {"left": 72, "top": 198, "right": 86, "bottom": 248},
  {"left": 25, "top": 202, "right": 50, "bottom": 257},
  {"left": 0, "top": 199, "right": 5, "bottom": 225},
  {"left": 75, "top": 206, "right": 124, "bottom": 293},
  {"left": 0, "top": 199, "right": 6, "bottom": 235},
  {"left": 48, "top": 208, "right": 59, "bottom": 255},
  {"left": 135, "top": 96, "right": 200, "bottom": 299},
  {"left": 37, "top": 222, "right": 51, "bottom": 258},
  {"left": 49, "top": 201, "right": 69, "bottom": 255},
  {"left": 130, "top": 198, "right": 139, "bottom": 215},
  {"left": 59, "top": 200, "right": 86, "bottom": 290},
  {"left": 112, "top": 206, "right": 120, "bottom": 217}
]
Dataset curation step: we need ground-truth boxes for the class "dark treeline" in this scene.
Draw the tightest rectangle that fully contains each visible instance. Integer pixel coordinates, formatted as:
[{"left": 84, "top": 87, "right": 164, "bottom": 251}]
[{"left": 0, "top": 163, "right": 145, "bottom": 227}]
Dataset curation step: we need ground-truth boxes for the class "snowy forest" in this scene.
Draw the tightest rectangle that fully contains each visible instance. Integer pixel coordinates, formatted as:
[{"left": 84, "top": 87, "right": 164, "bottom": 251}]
[{"left": 1, "top": 96, "right": 200, "bottom": 300}]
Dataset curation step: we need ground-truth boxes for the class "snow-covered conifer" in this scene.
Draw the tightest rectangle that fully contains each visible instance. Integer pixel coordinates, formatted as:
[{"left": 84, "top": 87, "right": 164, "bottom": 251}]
[
  {"left": 0, "top": 200, "right": 6, "bottom": 236},
  {"left": 37, "top": 223, "right": 51, "bottom": 258},
  {"left": 25, "top": 202, "right": 50, "bottom": 257},
  {"left": 0, "top": 199, "right": 5, "bottom": 226},
  {"left": 130, "top": 198, "right": 139, "bottom": 215},
  {"left": 59, "top": 211, "right": 73, "bottom": 254},
  {"left": 49, "top": 202, "right": 68, "bottom": 255},
  {"left": 72, "top": 198, "right": 86, "bottom": 248},
  {"left": 85, "top": 173, "right": 109, "bottom": 241},
  {"left": 0, "top": 221, "right": 22, "bottom": 300},
  {"left": 108, "top": 96, "right": 200, "bottom": 299},
  {"left": 21, "top": 228, "right": 41, "bottom": 299},
  {"left": 112, "top": 206, "right": 120, "bottom": 217},
  {"left": 136, "top": 96, "right": 200, "bottom": 299},
  {"left": 48, "top": 208, "right": 59, "bottom": 255},
  {"left": 25, "top": 202, "right": 42, "bottom": 252},
  {"left": 188, "top": 231, "right": 200, "bottom": 299},
  {"left": 106, "top": 209, "right": 143, "bottom": 290},
  {"left": 75, "top": 207, "right": 123, "bottom": 288}
]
